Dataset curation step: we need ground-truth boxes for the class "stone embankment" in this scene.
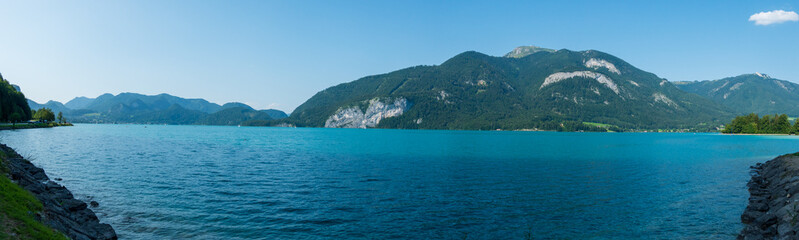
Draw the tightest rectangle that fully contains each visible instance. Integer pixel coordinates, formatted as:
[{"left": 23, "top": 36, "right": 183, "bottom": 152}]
[
  {"left": 1, "top": 144, "right": 116, "bottom": 240},
  {"left": 740, "top": 153, "right": 799, "bottom": 239}
]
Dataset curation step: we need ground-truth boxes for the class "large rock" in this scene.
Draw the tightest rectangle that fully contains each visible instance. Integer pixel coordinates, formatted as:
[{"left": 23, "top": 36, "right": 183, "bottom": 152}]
[{"left": 739, "top": 154, "right": 799, "bottom": 239}]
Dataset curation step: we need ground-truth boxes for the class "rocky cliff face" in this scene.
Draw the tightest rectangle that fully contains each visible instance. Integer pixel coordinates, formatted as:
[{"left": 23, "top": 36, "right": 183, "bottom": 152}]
[
  {"left": 1, "top": 144, "right": 117, "bottom": 240},
  {"left": 324, "top": 98, "right": 409, "bottom": 128},
  {"left": 739, "top": 153, "right": 799, "bottom": 240}
]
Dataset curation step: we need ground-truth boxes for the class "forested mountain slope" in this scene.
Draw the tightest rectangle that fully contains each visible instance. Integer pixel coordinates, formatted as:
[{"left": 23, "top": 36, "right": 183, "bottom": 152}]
[
  {"left": 675, "top": 73, "right": 799, "bottom": 116},
  {"left": 287, "top": 46, "right": 733, "bottom": 131}
]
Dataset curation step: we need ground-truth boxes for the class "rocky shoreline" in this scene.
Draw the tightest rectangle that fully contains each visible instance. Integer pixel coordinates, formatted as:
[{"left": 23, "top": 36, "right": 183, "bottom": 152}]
[
  {"left": 739, "top": 153, "right": 799, "bottom": 239},
  {"left": 0, "top": 143, "right": 117, "bottom": 240}
]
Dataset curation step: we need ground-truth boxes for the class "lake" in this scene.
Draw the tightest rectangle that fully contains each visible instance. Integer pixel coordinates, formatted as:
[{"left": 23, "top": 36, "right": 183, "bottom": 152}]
[{"left": 2, "top": 124, "right": 798, "bottom": 239}]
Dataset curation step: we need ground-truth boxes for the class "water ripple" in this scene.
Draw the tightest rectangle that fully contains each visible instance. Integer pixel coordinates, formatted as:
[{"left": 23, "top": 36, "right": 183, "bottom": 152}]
[{"left": 2, "top": 125, "right": 797, "bottom": 239}]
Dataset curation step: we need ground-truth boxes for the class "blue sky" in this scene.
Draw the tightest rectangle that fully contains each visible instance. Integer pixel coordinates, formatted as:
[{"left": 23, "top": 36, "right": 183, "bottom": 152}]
[{"left": 0, "top": 1, "right": 797, "bottom": 113}]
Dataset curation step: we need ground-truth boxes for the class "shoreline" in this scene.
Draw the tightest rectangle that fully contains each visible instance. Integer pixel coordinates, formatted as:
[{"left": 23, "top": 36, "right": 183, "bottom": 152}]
[
  {"left": 0, "top": 122, "right": 73, "bottom": 131},
  {"left": 723, "top": 133, "right": 799, "bottom": 136},
  {"left": 739, "top": 153, "right": 799, "bottom": 239},
  {"left": 0, "top": 143, "right": 116, "bottom": 240},
  {"left": 66, "top": 122, "right": 727, "bottom": 133}
]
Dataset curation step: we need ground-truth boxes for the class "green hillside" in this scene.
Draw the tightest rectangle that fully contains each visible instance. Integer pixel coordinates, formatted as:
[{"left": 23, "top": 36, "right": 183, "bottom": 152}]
[
  {"left": 27, "top": 100, "right": 70, "bottom": 114},
  {"left": 0, "top": 73, "right": 32, "bottom": 122},
  {"left": 29, "top": 93, "right": 287, "bottom": 125},
  {"left": 287, "top": 47, "right": 734, "bottom": 131},
  {"left": 196, "top": 107, "right": 273, "bottom": 125},
  {"left": 675, "top": 73, "right": 799, "bottom": 116}
]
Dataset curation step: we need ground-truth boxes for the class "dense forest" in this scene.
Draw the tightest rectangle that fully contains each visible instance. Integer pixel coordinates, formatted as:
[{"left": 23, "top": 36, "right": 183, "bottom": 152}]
[
  {"left": 0, "top": 73, "right": 32, "bottom": 122},
  {"left": 722, "top": 113, "right": 798, "bottom": 134}
]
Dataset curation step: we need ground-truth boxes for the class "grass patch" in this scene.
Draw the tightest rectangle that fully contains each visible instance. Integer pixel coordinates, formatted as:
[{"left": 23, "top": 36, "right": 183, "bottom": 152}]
[
  {"left": 0, "top": 176, "right": 67, "bottom": 240},
  {"left": 583, "top": 122, "right": 614, "bottom": 128},
  {"left": 0, "top": 155, "right": 67, "bottom": 240},
  {"left": 582, "top": 122, "right": 620, "bottom": 132}
]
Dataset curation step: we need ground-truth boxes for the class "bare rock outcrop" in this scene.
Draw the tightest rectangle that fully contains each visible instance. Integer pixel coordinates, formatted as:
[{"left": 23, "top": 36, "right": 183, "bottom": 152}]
[{"left": 324, "top": 98, "right": 409, "bottom": 128}]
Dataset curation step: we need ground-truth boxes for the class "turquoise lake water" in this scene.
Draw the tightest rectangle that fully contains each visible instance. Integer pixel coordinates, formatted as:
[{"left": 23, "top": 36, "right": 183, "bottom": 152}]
[{"left": 2, "top": 124, "right": 799, "bottom": 239}]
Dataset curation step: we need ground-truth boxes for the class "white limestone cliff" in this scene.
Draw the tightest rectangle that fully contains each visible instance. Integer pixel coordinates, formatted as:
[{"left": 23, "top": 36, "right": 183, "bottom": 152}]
[
  {"left": 324, "top": 98, "right": 409, "bottom": 128},
  {"left": 541, "top": 71, "right": 620, "bottom": 94}
]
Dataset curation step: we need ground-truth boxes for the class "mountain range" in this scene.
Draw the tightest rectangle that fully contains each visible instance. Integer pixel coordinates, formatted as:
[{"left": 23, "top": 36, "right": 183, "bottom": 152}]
[
  {"left": 27, "top": 93, "right": 287, "bottom": 125},
  {"left": 675, "top": 73, "right": 799, "bottom": 116},
  {"left": 19, "top": 45, "right": 799, "bottom": 131},
  {"left": 284, "top": 46, "right": 735, "bottom": 131}
]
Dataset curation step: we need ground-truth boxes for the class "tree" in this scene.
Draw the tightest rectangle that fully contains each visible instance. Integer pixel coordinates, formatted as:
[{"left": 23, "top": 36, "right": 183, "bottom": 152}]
[
  {"left": 57, "top": 112, "right": 63, "bottom": 123},
  {"left": 775, "top": 114, "right": 792, "bottom": 133},
  {"left": 722, "top": 114, "right": 758, "bottom": 133},
  {"left": 33, "top": 108, "right": 55, "bottom": 123},
  {"left": 32, "top": 110, "right": 42, "bottom": 121},
  {"left": 760, "top": 115, "right": 773, "bottom": 133},
  {"left": 46, "top": 110, "right": 55, "bottom": 122},
  {"left": 9, "top": 112, "right": 21, "bottom": 126},
  {"left": 742, "top": 122, "right": 758, "bottom": 133},
  {"left": 794, "top": 119, "right": 799, "bottom": 134},
  {"left": 723, "top": 113, "right": 796, "bottom": 134}
]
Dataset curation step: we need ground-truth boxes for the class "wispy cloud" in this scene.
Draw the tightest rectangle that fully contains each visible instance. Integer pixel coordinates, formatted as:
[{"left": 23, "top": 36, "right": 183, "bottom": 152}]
[{"left": 749, "top": 10, "right": 799, "bottom": 25}]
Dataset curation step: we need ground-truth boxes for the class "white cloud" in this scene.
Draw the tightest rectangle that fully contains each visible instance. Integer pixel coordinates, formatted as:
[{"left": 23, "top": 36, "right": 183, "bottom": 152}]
[{"left": 749, "top": 10, "right": 799, "bottom": 25}]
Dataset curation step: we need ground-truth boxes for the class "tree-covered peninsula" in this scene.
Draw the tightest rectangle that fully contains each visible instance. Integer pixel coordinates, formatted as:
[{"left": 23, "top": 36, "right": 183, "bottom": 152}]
[{"left": 721, "top": 113, "right": 798, "bottom": 134}]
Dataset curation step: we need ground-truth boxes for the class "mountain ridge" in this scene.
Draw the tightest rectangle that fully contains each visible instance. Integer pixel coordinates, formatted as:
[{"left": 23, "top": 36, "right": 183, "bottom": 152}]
[
  {"left": 675, "top": 73, "right": 799, "bottom": 116},
  {"left": 504, "top": 45, "right": 557, "bottom": 58},
  {"left": 284, "top": 47, "right": 734, "bottom": 131},
  {"left": 23, "top": 47, "right": 799, "bottom": 131},
  {"left": 27, "top": 92, "right": 287, "bottom": 125}
]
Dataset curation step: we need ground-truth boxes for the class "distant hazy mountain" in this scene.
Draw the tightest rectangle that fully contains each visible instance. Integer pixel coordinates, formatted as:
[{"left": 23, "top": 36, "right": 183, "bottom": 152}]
[
  {"left": 27, "top": 100, "right": 70, "bottom": 114},
  {"left": 220, "top": 102, "right": 255, "bottom": 111},
  {"left": 286, "top": 46, "right": 734, "bottom": 131},
  {"left": 260, "top": 109, "right": 288, "bottom": 119},
  {"left": 64, "top": 96, "right": 95, "bottom": 109},
  {"left": 196, "top": 107, "right": 274, "bottom": 125},
  {"left": 27, "top": 92, "right": 287, "bottom": 125},
  {"left": 126, "top": 104, "right": 207, "bottom": 125},
  {"left": 76, "top": 93, "right": 223, "bottom": 113},
  {"left": 675, "top": 73, "right": 799, "bottom": 116}
]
